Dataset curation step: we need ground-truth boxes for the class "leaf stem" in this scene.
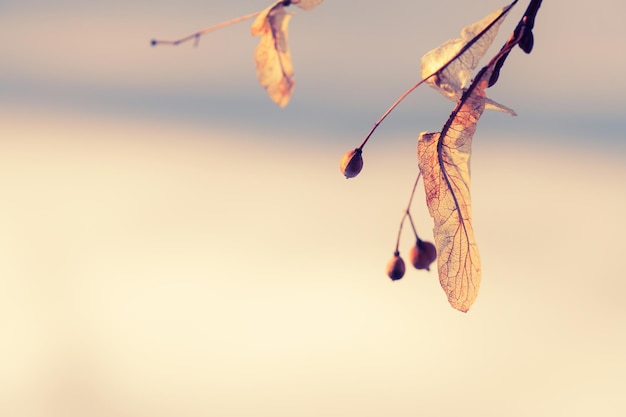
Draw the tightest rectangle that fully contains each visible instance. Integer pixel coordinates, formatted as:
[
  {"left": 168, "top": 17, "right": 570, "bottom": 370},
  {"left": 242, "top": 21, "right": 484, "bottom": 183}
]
[
  {"left": 151, "top": 11, "right": 261, "bottom": 47},
  {"left": 358, "top": 0, "right": 520, "bottom": 151},
  {"left": 357, "top": 77, "right": 431, "bottom": 150},
  {"left": 522, "top": 0, "right": 543, "bottom": 28},
  {"left": 393, "top": 172, "right": 422, "bottom": 253},
  {"left": 405, "top": 171, "right": 421, "bottom": 213},
  {"left": 432, "top": 0, "right": 543, "bottom": 241},
  {"left": 407, "top": 212, "right": 420, "bottom": 242}
]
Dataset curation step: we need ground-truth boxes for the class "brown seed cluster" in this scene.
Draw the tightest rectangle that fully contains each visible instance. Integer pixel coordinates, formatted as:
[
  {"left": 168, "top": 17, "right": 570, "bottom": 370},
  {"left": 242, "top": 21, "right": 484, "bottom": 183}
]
[
  {"left": 409, "top": 239, "right": 437, "bottom": 271},
  {"left": 386, "top": 240, "right": 437, "bottom": 281},
  {"left": 386, "top": 252, "right": 406, "bottom": 281}
]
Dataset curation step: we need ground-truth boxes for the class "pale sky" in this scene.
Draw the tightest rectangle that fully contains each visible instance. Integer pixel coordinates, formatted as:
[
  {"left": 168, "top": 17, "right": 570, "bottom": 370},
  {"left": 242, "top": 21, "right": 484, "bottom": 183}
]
[{"left": 1, "top": 1, "right": 626, "bottom": 417}]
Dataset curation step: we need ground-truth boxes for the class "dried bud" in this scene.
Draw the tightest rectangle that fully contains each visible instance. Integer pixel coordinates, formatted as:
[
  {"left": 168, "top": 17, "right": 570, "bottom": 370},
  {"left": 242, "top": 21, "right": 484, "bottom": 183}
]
[
  {"left": 386, "top": 252, "right": 406, "bottom": 281},
  {"left": 409, "top": 239, "right": 437, "bottom": 271},
  {"left": 519, "top": 29, "right": 534, "bottom": 54},
  {"left": 339, "top": 148, "right": 363, "bottom": 179}
]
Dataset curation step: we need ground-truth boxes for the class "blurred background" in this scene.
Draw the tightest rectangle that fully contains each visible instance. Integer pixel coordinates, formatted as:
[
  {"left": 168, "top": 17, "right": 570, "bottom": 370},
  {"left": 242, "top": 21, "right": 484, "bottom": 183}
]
[{"left": 1, "top": 1, "right": 625, "bottom": 416}]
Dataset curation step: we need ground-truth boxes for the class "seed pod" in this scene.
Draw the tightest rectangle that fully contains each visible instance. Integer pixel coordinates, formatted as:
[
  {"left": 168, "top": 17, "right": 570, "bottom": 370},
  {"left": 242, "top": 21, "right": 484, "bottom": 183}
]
[
  {"left": 386, "top": 252, "right": 406, "bottom": 281},
  {"left": 339, "top": 148, "right": 363, "bottom": 179},
  {"left": 409, "top": 239, "right": 437, "bottom": 271}
]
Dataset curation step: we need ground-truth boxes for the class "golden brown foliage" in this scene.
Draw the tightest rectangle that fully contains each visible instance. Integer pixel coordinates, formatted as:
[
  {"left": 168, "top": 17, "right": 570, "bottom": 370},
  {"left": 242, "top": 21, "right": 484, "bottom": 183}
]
[
  {"left": 417, "top": 85, "right": 486, "bottom": 312},
  {"left": 251, "top": 2, "right": 295, "bottom": 108},
  {"left": 420, "top": 2, "right": 517, "bottom": 115}
]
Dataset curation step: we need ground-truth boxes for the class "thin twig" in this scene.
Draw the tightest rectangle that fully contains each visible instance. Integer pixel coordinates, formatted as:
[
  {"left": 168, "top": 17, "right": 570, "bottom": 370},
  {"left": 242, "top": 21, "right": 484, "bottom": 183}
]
[
  {"left": 151, "top": 11, "right": 261, "bottom": 47},
  {"left": 394, "top": 172, "right": 422, "bottom": 252},
  {"left": 358, "top": 0, "right": 519, "bottom": 150},
  {"left": 407, "top": 212, "right": 420, "bottom": 242},
  {"left": 357, "top": 78, "right": 431, "bottom": 150}
]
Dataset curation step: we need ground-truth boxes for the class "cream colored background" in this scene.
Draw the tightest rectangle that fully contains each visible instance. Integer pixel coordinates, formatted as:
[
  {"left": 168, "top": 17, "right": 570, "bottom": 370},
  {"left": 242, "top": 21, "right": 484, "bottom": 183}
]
[{"left": 1, "top": 1, "right": 625, "bottom": 416}]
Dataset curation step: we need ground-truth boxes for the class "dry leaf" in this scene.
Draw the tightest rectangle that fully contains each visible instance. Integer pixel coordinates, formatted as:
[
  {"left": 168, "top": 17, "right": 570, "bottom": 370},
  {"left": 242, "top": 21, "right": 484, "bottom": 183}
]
[
  {"left": 251, "top": 2, "right": 294, "bottom": 108},
  {"left": 250, "top": 0, "right": 322, "bottom": 107},
  {"left": 415, "top": 0, "right": 544, "bottom": 312},
  {"left": 290, "top": 0, "right": 324, "bottom": 11},
  {"left": 152, "top": 0, "right": 323, "bottom": 107},
  {"left": 417, "top": 66, "right": 498, "bottom": 312},
  {"left": 420, "top": 0, "right": 517, "bottom": 115}
]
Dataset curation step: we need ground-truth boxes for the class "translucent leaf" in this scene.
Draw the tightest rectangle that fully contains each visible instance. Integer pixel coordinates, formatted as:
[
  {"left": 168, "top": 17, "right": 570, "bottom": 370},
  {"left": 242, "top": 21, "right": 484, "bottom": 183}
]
[
  {"left": 249, "top": 0, "right": 321, "bottom": 107},
  {"left": 415, "top": 0, "right": 545, "bottom": 311},
  {"left": 251, "top": 2, "right": 295, "bottom": 108},
  {"left": 152, "top": 0, "right": 323, "bottom": 107},
  {"left": 291, "top": 0, "right": 324, "bottom": 11},
  {"left": 417, "top": 67, "right": 497, "bottom": 312},
  {"left": 420, "top": 1, "right": 517, "bottom": 115},
  {"left": 485, "top": 97, "right": 516, "bottom": 115}
]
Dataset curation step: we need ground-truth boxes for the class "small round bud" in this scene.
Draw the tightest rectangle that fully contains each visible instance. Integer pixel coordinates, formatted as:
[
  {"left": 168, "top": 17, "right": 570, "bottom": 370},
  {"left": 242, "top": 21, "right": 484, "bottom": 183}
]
[
  {"left": 409, "top": 240, "right": 437, "bottom": 271},
  {"left": 519, "top": 30, "right": 534, "bottom": 54},
  {"left": 339, "top": 148, "right": 363, "bottom": 179},
  {"left": 386, "top": 252, "right": 406, "bottom": 281}
]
